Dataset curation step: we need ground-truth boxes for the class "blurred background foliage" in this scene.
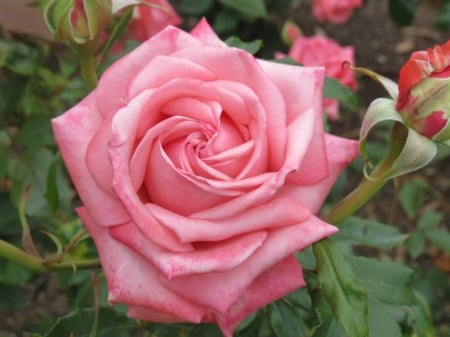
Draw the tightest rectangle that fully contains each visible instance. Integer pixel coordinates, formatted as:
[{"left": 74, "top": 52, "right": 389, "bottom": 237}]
[{"left": 0, "top": 0, "right": 449, "bottom": 336}]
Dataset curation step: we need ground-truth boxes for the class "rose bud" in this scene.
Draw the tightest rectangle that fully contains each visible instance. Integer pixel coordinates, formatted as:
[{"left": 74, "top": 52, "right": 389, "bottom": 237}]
[
  {"left": 396, "top": 41, "right": 450, "bottom": 144},
  {"left": 43, "top": 0, "right": 112, "bottom": 45}
]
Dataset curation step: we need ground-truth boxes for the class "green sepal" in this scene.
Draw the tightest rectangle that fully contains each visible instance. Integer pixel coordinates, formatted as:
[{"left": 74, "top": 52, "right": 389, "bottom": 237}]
[{"left": 359, "top": 98, "right": 437, "bottom": 181}]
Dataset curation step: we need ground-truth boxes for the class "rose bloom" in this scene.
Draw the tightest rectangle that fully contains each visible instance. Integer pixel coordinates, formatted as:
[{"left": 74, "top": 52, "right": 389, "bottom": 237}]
[
  {"left": 52, "top": 19, "right": 358, "bottom": 336},
  {"left": 312, "top": 0, "right": 363, "bottom": 24},
  {"left": 128, "top": 0, "right": 182, "bottom": 41},
  {"left": 280, "top": 35, "right": 357, "bottom": 120},
  {"left": 396, "top": 41, "right": 450, "bottom": 142}
]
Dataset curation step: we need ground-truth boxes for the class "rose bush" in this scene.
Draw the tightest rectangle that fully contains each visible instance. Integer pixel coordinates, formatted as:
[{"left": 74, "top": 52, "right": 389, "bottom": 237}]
[
  {"left": 52, "top": 19, "right": 359, "bottom": 336},
  {"left": 396, "top": 40, "right": 450, "bottom": 143},
  {"left": 312, "top": 0, "right": 363, "bottom": 24},
  {"left": 279, "top": 35, "right": 357, "bottom": 120}
]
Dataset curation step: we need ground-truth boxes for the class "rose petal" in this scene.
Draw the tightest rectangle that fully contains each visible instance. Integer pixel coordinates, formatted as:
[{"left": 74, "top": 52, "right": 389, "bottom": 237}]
[
  {"left": 52, "top": 93, "right": 130, "bottom": 226},
  {"left": 278, "top": 134, "right": 359, "bottom": 213},
  {"left": 161, "top": 215, "right": 337, "bottom": 313},
  {"left": 110, "top": 221, "right": 268, "bottom": 278},
  {"left": 96, "top": 26, "right": 204, "bottom": 117},
  {"left": 214, "top": 255, "right": 305, "bottom": 337},
  {"left": 259, "top": 60, "right": 330, "bottom": 185},
  {"left": 146, "top": 196, "right": 311, "bottom": 242},
  {"left": 171, "top": 46, "right": 287, "bottom": 170},
  {"left": 190, "top": 17, "right": 226, "bottom": 47},
  {"left": 77, "top": 207, "right": 206, "bottom": 322}
]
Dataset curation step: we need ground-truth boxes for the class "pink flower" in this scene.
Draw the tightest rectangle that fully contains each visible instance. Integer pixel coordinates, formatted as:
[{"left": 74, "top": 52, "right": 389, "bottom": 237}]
[
  {"left": 128, "top": 0, "right": 182, "bottom": 41},
  {"left": 396, "top": 41, "right": 450, "bottom": 140},
  {"left": 312, "top": 0, "right": 363, "bottom": 24},
  {"left": 52, "top": 19, "right": 358, "bottom": 336},
  {"left": 282, "top": 35, "right": 357, "bottom": 120}
]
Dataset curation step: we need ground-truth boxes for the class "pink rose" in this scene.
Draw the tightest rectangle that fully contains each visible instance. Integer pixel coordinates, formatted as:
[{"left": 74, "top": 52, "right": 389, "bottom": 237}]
[
  {"left": 52, "top": 19, "right": 358, "bottom": 336},
  {"left": 128, "top": 0, "right": 182, "bottom": 41},
  {"left": 283, "top": 35, "right": 357, "bottom": 120},
  {"left": 312, "top": 0, "right": 363, "bottom": 24}
]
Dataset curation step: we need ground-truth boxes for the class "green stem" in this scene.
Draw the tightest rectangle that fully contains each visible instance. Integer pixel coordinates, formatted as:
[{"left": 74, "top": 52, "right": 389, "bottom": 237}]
[
  {"left": 50, "top": 258, "right": 101, "bottom": 271},
  {"left": 324, "top": 176, "right": 387, "bottom": 225},
  {"left": 0, "top": 239, "right": 45, "bottom": 272},
  {"left": 0, "top": 239, "right": 100, "bottom": 272},
  {"left": 79, "top": 47, "right": 98, "bottom": 91}
]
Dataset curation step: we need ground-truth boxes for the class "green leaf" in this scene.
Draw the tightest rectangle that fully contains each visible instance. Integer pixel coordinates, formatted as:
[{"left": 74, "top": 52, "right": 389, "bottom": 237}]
[
  {"left": 367, "top": 300, "right": 402, "bottom": 337},
  {"left": 388, "top": 0, "right": 416, "bottom": 26},
  {"left": 398, "top": 179, "right": 429, "bottom": 219},
  {"left": 44, "top": 153, "right": 61, "bottom": 213},
  {"left": 424, "top": 229, "right": 450, "bottom": 252},
  {"left": 217, "top": 0, "right": 267, "bottom": 20},
  {"left": 16, "top": 117, "right": 55, "bottom": 147},
  {"left": 268, "top": 300, "right": 306, "bottom": 337},
  {"left": 311, "top": 292, "right": 347, "bottom": 337},
  {"left": 0, "top": 40, "right": 40, "bottom": 75},
  {"left": 225, "top": 36, "right": 263, "bottom": 55},
  {"left": 0, "top": 193, "right": 21, "bottom": 236},
  {"left": 214, "top": 9, "right": 240, "bottom": 34},
  {"left": 417, "top": 211, "right": 443, "bottom": 230},
  {"left": 346, "top": 256, "right": 416, "bottom": 305},
  {"left": 406, "top": 231, "right": 426, "bottom": 259},
  {"left": 0, "top": 74, "right": 28, "bottom": 116},
  {"left": 0, "top": 259, "right": 34, "bottom": 285},
  {"left": 323, "top": 77, "right": 358, "bottom": 110},
  {"left": 313, "top": 239, "right": 369, "bottom": 337},
  {"left": 334, "top": 216, "right": 408, "bottom": 249},
  {"left": 178, "top": 0, "right": 214, "bottom": 15},
  {"left": 44, "top": 307, "right": 137, "bottom": 337}
]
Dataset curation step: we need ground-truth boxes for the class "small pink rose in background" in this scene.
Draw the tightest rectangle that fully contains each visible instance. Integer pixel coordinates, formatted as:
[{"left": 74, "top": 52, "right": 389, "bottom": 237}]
[
  {"left": 312, "top": 0, "right": 363, "bottom": 24},
  {"left": 396, "top": 40, "right": 450, "bottom": 141},
  {"left": 52, "top": 19, "right": 358, "bottom": 337},
  {"left": 279, "top": 35, "right": 357, "bottom": 120},
  {"left": 128, "top": 0, "right": 182, "bottom": 41}
]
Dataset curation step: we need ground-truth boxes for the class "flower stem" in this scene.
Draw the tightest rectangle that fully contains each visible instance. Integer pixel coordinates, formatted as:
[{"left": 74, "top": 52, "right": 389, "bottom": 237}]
[
  {"left": 0, "top": 239, "right": 100, "bottom": 272},
  {"left": 324, "top": 176, "right": 388, "bottom": 225},
  {"left": 79, "top": 46, "right": 98, "bottom": 91},
  {"left": 0, "top": 239, "right": 45, "bottom": 272}
]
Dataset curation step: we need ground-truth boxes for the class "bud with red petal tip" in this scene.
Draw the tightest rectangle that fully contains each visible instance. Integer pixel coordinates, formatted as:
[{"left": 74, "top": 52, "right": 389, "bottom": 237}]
[
  {"left": 43, "top": 0, "right": 113, "bottom": 45},
  {"left": 396, "top": 41, "right": 450, "bottom": 145}
]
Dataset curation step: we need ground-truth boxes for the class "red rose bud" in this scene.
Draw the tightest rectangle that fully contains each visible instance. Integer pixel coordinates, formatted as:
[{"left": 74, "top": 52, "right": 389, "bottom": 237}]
[
  {"left": 280, "top": 20, "right": 302, "bottom": 46},
  {"left": 396, "top": 41, "right": 450, "bottom": 144},
  {"left": 43, "top": 0, "right": 112, "bottom": 45}
]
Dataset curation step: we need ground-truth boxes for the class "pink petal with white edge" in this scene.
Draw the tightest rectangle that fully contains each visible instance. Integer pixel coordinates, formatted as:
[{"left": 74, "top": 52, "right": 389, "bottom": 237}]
[
  {"left": 146, "top": 196, "right": 311, "bottom": 243},
  {"left": 278, "top": 134, "right": 359, "bottom": 213},
  {"left": 214, "top": 255, "right": 306, "bottom": 337},
  {"left": 110, "top": 221, "right": 267, "bottom": 278},
  {"left": 259, "top": 60, "right": 330, "bottom": 185},
  {"left": 76, "top": 207, "right": 206, "bottom": 322},
  {"left": 51, "top": 93, "right": 130, "bottom": 226},
  {"left": 190, "top": 18, "right": 227, "bottom": 47},
  {"left": 95, "top": 26, "right": 204, "bottom": 117},
  {"left": 127, "top": 55, "right": 217, "bottom": 100},
  {"left": 160, "top": 215, "right": 337, "bottom": 313}
]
